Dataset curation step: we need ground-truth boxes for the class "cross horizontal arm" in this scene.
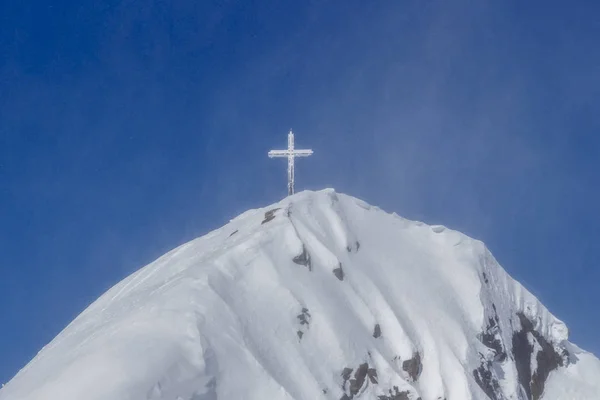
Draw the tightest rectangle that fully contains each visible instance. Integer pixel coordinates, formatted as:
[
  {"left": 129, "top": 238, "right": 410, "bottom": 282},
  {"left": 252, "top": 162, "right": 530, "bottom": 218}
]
[
  {"left": 268, "top": 150, "right": 290, "bottom": 158},
  {"left": 292, "top": 149, "right": 313, "bottom": 157},
  {"left": 268, "top": 149, "right": 313, "bottom": 158}
]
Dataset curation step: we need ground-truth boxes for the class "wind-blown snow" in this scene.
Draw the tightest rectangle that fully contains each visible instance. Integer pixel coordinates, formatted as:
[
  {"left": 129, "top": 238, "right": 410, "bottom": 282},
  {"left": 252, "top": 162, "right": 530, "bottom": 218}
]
[{"left": 1, "top": 189, "right": 598, "bottom": 400}]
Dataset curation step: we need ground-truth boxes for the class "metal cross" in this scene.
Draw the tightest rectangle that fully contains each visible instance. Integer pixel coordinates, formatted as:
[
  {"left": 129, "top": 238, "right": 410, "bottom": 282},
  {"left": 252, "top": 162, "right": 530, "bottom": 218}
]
[{"left": 268, "top": 130, "right": 313, "bottom": 196}]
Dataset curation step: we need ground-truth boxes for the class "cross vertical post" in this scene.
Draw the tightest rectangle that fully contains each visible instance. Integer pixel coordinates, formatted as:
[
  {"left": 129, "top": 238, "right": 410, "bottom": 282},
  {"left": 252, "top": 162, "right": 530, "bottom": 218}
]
[
  {"left": 287, "top": 131, "right": 294, "bottom": 196},
  {"left": 268, "top": 130, "right": 313, "bottom": 196}
]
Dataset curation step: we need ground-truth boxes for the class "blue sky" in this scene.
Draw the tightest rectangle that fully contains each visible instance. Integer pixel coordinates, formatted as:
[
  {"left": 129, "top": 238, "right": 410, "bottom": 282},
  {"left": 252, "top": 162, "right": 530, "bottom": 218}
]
[{"left": 1, "top": 0, "right": 599, "bottom": 384}]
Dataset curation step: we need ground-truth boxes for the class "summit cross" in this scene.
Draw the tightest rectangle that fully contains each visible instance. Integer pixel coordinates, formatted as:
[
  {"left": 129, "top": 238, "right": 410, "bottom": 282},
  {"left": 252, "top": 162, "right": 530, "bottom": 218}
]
[{"left": 268, "top": 130, "right": 313, "bottom": 196}]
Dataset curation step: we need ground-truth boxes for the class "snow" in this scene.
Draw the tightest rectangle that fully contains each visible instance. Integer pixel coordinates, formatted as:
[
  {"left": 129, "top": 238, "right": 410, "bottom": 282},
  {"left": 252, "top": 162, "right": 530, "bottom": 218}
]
[
  {"left": 1, "top": 189, "right": 598, "bottom": 400},
  {"left": 542, "top": 344, "right": 600, "bottom": 400}
]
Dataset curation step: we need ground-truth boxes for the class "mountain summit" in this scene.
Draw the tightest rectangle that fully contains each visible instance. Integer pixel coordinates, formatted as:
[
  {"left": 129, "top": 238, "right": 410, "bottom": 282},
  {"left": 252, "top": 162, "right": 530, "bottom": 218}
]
[{"left": 2, "top": 189, "right": 599, "bottom": 400}]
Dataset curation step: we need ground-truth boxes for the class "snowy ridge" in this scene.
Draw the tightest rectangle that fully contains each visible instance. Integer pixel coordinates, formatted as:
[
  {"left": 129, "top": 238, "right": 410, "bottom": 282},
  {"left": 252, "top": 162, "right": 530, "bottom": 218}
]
[{"left": 1, "top": 189, "right": 599, "bottom": 400}]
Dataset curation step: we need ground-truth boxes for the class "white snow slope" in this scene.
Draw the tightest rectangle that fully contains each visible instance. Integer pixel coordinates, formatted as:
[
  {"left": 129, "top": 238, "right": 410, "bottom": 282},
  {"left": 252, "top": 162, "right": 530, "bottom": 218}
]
[{"left": 1, "top": 189, "right": 599, "bottom": 400}]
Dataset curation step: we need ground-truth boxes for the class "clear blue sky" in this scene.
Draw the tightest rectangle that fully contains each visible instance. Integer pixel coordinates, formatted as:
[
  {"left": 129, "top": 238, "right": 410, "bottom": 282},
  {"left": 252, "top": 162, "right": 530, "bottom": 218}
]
[{"left": 1, "top": 0, "right": 598, "bottom": 384}]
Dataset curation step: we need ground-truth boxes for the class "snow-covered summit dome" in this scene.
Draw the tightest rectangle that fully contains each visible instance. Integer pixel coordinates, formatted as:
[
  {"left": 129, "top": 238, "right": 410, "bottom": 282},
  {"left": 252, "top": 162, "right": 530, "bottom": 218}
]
[{"left": 1, "top": 190, "right": 599, "bottom": 400}]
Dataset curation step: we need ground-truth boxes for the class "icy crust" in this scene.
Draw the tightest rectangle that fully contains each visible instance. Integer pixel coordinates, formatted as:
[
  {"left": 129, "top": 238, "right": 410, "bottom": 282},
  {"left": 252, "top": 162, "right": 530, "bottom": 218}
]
[{"left": 1, "top": 189, "right": 598, "bottom": 400}]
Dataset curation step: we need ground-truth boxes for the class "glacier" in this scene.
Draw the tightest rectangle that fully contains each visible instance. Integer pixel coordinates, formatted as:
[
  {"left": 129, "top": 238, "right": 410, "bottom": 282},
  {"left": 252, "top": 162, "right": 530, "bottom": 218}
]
[{"left": 1, "top": 189, "right": 599, "bottom": 400}]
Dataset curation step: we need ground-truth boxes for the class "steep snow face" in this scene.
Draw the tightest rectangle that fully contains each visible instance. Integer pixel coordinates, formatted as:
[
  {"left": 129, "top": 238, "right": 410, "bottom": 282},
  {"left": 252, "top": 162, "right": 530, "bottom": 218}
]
[{"left": 1, "top": 189, "right": 598, "bottom": 400}]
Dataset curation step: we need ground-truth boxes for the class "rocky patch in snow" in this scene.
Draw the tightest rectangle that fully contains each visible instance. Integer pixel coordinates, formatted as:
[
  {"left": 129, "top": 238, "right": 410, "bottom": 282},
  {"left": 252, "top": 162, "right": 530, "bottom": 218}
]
[
  {"left": 346, "top": 241, "right": 361, "bottom": 253},
  {"left": 373, "top": 324, "right": 381, "bottom": 339},
  {"left": 333, "top": 263, "right": 345, "bottom": 281},
  {"left": 402, "top": 352, "right": 422, "bottom": 382},
  {"left": 473, "top": 360, "right": 501, "bottom": 400},
  {"left": 472, "top": 302, "right": 506, "bottom": 399},
  {"left": 261, "top": 208, "right": 280, "bottom": 224},
  {"left": 512, "top": 312, "right": 565, "bottom": 400},
  {"left": 296, "top": 307, "right": 311, "bottom": 340},
  {"left": 377, "top": 387, "right": 417, "bottom": 400},
  {"left": 340, "top": 362, "right": 378, "bottom": 399},
  {"left": 292, "top": 244, "right": 312, "bottom": 270}
]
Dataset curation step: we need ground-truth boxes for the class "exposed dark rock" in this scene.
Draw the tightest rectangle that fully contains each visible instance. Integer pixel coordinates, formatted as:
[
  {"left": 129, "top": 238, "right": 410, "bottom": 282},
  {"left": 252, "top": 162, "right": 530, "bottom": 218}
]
[
  {"left": 483, "top": 272, "right": 489, "bottom": 284},
  {"left": 488, "top": 315, "right": 497, "bottom": 329},
  {"left": 346, "top": 241, "right": 361, "bottom": 253},
  {"left": 349, "top": 363, "right": 368, "bottom": 396},
  {"left": 473, "top": 303, "right": 506, "bottom": 398},
  {"left": 296, "top": 308, "right": 311, "bottom": 340},
  {"left": 512, "top": 317, "right": 534, "bottom": 399},
  {"left": 373, "top": 324, "right": 381, "bottom": 338},
  {"left": 367, "top": 368, "right": 378, "bottom": 384},
  {"left": 261, "top": 208, "right": 281, "bottom": 224},
  {"left": 333, "top": 263, "right": 345, "bottom": 281},
  {"left": 563, "top": 347, "right": 577, "bottom": 365},
  {"left": 480, "top": 319, "right": 506, "bottom": 362},
  {"left": 532, "top": 346, "right": 562, "bottom": 399},
  {"left": 512, "top": 313, "right": 564, "bottom": 400},
  {"left": 293, "top": 245, "right": 312, "bottom": 271},
  {"left": 378, "top": 386, "right": 411, "bottom": 400},
  {"left": 402, "top": 352, "right": 422, "bottom": 382},
  {"left": 342, "top": 367, "right": 353, "bottom": 383},
  {"left": 228, "top": 230, "right": 238, "bottom": 237},
  {"left": 473, "top": 360, "right": 501, "bottom": 400},
  {"left": 338, "top": 361, "right": 418, "bottom": 400},
  {"left": 341, "top": 367, "right": 353, "bottom": 397},
  {"left": 297, "top": 308, "right": 311, "bottom": 326},
  {"left": 340, "top": 362, "right": 379, "bottom": 399}
]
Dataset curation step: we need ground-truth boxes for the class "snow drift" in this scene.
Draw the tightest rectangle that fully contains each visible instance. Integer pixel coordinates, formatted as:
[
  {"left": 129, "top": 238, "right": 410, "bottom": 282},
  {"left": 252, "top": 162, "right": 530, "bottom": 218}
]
[{"left": 1, "top": 189, "right": 599, "bottom": 400}]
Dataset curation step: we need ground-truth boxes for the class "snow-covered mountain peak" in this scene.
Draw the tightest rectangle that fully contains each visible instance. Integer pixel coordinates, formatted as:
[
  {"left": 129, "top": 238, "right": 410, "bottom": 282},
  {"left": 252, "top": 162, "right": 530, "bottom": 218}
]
[{"left": 1, "top": 189, "right": 599, "bottom": 400}]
